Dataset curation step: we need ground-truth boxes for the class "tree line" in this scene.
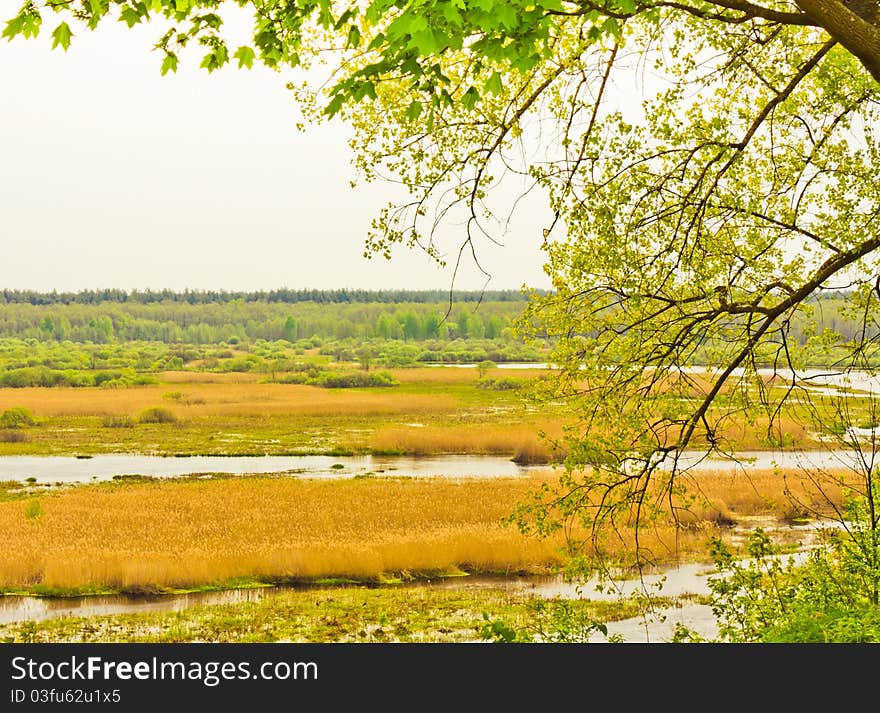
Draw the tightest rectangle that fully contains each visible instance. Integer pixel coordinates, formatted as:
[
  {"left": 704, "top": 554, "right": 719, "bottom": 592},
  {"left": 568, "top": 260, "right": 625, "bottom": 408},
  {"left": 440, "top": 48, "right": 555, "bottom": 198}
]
[
  {"left": 0, "top": 300, "right": 527, "bottom": 345},
  {"left": 0, "top": 288, "right": 537, "bottom": 306}
]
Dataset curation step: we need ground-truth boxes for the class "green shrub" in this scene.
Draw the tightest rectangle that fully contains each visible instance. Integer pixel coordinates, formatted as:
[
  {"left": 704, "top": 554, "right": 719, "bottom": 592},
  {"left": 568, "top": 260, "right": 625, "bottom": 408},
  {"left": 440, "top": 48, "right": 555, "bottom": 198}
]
[
  {"left": 477, "top": 377, "right": 523, "bottom": 391},
  {"left": 316, "top": 370, "right": 398, "bottom": 388},
  {"left": 0, "top": 407, "right": 38, "bottom": 428},
  {"left": 138, "top": 407, "right": 177, "bottom": 424},
  {"left": 272, "top": 368, "right": 398, "bottom": 388},
  {"left": 676, "top": 508, "right": 880, "bottom": 643}
]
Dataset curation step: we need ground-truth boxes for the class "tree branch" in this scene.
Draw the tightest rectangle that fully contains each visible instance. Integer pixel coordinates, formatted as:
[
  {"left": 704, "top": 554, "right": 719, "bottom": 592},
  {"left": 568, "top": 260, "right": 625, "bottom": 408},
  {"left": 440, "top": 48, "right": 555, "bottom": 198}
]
[{"left": 796, "top": 0, "right": 880, "bottom": 82}]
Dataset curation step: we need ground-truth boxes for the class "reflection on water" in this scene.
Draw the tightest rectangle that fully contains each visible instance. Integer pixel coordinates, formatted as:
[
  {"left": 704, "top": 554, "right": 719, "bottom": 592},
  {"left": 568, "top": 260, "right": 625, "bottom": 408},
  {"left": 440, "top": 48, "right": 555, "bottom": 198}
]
[
  {"left": 666, "top": 448, "right": 874, "bottom": 473},
  {"left": 0, "top": 447, "right": 875, "bottom": 486},
  {"left": 0, "top": 454, "right": 547, "bottom": 484},
  {"left": 0, "top": 587, "right": 269, "bottom": 625}
]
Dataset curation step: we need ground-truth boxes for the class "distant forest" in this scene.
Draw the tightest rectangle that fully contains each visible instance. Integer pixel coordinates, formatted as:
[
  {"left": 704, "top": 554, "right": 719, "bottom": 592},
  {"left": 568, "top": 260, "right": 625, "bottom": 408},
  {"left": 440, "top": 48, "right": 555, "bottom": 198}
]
[
  {"left": 0, "top": 288, "right": 871, "bottom": 353},
  {"left": 0, "top": 288, "right": 537, "bottom": 306},
  {"left": 0, "top": 289, "right": 875, "bottom": 377},
  {"left": 0, "top": 290, "right": 537, "bottom": 345}
]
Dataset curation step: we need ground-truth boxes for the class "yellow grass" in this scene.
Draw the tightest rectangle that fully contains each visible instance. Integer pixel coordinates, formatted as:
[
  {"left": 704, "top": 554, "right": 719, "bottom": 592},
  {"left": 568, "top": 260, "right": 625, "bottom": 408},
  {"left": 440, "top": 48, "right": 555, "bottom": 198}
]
[
  {"left": 158, "top": 371, "right": 261, "bottom": 383},
  {"left": 0, "top": 383, "right": 456, "bottom": 418},
  {"left": 370, "top": 423, "right": 567, "bottom": 461},
  {"left": 0, "top": 475, "right": 568, "bottom": 590},
  {"left": 680, "top": 467, "right": 850, "bottom": 521},
  {"left": 0, "top": 465, "right": 850, "bottom": 592},
  {"left": 703, "top": 416, "right": 814, "bottom": 449}
]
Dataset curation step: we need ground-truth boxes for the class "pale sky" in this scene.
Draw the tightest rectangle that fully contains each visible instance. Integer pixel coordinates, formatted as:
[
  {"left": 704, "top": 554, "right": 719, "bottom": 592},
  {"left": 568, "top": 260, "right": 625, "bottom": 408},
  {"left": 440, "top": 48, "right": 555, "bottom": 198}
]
[{"left": 0, "top": 8, "right": 553, "bottom": 293}]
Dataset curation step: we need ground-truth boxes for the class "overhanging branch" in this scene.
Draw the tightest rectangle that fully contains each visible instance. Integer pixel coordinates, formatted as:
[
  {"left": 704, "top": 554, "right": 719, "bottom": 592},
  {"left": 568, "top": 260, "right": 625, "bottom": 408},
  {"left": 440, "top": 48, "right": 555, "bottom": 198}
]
[{"left": 796, "top": 0, "right": 880, "bottom": 82}]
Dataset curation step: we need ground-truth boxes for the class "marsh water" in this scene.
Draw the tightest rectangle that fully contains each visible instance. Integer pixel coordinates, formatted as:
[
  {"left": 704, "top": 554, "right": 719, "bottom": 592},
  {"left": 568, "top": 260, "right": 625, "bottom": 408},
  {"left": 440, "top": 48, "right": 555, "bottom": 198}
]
[
  {"left": 0, "top": 567, "right": 721, "bottom": 641},
  {"left": 0, "top": 447, "right": 872, "bottom": 485},
  {"left": 0, "top": 453, "right": 548, "bottom": 484}
]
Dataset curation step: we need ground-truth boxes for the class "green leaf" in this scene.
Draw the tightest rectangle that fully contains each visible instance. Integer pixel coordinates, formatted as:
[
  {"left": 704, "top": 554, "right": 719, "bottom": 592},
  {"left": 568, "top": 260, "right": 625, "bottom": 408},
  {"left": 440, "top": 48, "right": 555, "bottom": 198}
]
[
  {"left": 119, "top": 6, "right": 142, "bottom": 27},
  {"left": 441, "top": 3, "right": 463, "bottom": 25},
  {"left": 346, "top": 25, "right": 361, "bottom": 48},
  {"left": 353, "top": 81, "right": 377, "bottom": 101},
  {"left": 7, "top": 9, "right": 43, "bottom": 40},
  {"left": 324, "top": 94, "right": 345, "bottom": 117},
  {"left": 483, "top": 71, "right": 503, "bottom": 96},
  {"left": 495, "top": 4, "right": 518, "bottom": 30},
  {"left": 601, "top": 17, "right": 621, "bottom": 38},
  {"left": 2, "top": 15, "right": 25, "bottom": 41},
  {"left": 461, "top": 86, "right": 480, "bottom": 110},
  {"left": 200, "top": 43, "right": 228, "bottom": 73},
  {"left": 160, "top": 53, "right": 179, "bottom": 76},
  {"left": 387, "top": 13, "right": 427, "bottom": 41},
  {"left": 233, "top": 45, "right": 255, "bottom": 69},
  {"left": 405, "top": 100, "right": 423, "bottom": 121},
  {"left": 21, "top": 11, "right": 41, "bottom": 39},
  {"left": 51, "top": 21, "right": 72, "bottom": 51},
  {"left": 410, "top": 29, "right": 439, "bottom": 55}
]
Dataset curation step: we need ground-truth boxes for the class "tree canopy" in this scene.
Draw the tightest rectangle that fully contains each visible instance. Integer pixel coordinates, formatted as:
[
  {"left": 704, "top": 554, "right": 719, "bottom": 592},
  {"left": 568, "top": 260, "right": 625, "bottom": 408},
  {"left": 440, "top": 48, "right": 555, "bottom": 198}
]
[{"left": 7, "top": 0, "right": 880, "bottom": 565}]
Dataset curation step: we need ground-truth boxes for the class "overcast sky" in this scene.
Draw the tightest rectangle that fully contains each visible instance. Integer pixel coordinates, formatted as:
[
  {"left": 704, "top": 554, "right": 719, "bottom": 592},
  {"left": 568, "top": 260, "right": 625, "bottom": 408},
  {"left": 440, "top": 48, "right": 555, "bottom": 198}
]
[{"left": 0, "top": 9, "right": 553, "bottom": 293}]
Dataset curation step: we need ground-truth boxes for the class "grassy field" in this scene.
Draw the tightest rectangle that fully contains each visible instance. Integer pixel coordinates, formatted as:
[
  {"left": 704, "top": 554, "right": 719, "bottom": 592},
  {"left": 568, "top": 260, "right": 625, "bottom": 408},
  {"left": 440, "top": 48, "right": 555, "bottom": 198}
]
[
  {"left": 0, "top": 365, "right": 843, "bottom": 458},
  {"left": 0, "top": 367, "right": 575, "bottom": 458},
  {"left": 0, "top": 582, "right": 660, "bottom": 643},
  {"left": 0, "top": 465, "right": 851, "bottom": 595}
]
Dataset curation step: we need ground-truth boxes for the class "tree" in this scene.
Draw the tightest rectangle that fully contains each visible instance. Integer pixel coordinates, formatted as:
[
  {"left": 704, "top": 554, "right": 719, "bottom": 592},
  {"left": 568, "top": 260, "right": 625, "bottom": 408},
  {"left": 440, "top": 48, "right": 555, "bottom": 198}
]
[
  {"left": 7, "top": 0, "right": 880, "bottom": 570},
  {"left": 283, "top": 314, "right": 298, "bottom": 342}
]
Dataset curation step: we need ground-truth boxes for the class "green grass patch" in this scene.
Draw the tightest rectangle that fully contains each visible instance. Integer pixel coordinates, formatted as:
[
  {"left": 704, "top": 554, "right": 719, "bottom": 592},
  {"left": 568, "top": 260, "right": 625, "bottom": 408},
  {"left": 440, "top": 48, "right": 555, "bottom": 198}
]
[{"left": 0, "top": 584, "right": 649, "bottom": 643}]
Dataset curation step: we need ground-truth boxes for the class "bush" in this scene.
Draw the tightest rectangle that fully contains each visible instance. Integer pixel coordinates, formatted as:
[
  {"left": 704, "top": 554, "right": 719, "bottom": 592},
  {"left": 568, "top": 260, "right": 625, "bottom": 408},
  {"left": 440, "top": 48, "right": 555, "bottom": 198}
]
[
  {"left": 477, "top": 359, "right": 497, "bottom": 376},
  {"left": 676, "top": 511, "right": 880, "bottom": 643},
  {"left": 138, "top": 407, "right": 177, "bottom": 424},
  {"left": 0, "top": 407, "right": 38, "bottom": 429},
  {"left": 316, "top": 370, "right": 398, "bottom": 388},
  {"left": 477, "top": 377, "right": 524, "bottom": 391},
  {"left": 272, "top": 368, "right": 398, "bottom": 388},
  {"left": 102, "top": 415, "right": 136, "bottom": 428},
  {"left": 0, "top": 430, "right": 28, "bottom": 442}
]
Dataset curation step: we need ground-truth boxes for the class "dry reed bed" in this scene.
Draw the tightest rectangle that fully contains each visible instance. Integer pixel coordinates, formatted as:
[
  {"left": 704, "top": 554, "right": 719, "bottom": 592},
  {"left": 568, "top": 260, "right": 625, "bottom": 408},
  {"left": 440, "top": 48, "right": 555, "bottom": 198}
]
[
  {"left": 1, "top": 475, "right": 568, "bottom": 590},
  {"left": 370, "top": 423, "right": 567, "bottom": 461},
  {"left": 0, "top": 465, "right": 852, "bottom": 592},
  {"left": 0, "top": 383, "right": 457, "bottom": 418},
  {"left": 370, "top": 415, "right": 818, "bottom": 459}
]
